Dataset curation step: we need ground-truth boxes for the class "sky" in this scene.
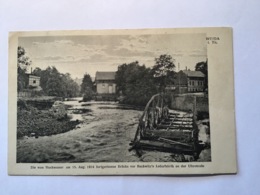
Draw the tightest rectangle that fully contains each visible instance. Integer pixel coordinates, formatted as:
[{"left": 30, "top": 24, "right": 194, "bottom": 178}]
[{"left": 19, "top": 33, "right": 207, "bottom": 79}]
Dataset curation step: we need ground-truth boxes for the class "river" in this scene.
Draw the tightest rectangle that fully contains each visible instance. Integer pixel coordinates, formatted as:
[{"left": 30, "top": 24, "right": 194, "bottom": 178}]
[{"left": 17, "top": 99, "right": 210, "bottom": 163}]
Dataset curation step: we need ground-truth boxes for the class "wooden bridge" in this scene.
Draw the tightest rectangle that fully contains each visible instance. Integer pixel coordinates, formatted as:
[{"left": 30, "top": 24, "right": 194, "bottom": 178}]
[{"left": 129, "top": 93, "right": 205, "bottom": 160}]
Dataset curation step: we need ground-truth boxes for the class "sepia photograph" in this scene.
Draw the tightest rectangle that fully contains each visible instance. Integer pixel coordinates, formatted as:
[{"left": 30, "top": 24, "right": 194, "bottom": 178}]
[
  {"left": 16, "top": 32, "right": 210, "bottom": 163},
  {"left": 8, "top": 28, "right": 236, "bottom": 175}
]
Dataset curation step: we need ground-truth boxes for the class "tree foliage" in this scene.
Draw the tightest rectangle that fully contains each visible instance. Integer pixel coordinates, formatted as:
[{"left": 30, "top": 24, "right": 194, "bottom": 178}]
[
  {"left": 18, "top": 46, "right": 31, "bottom": 69},
  {"left": 152, "top": 54, "right": 176, "bottom": 91},
  {"left": 17, "top": 46, "right": 80, "bottom": 97},
  {"left": 195, "top": 60, "right": 208, "bottom": 91},
  {"left": 33, "top": 66, "right": 80, "bottom": 97},
  {"left": 115, "top": 55, "right": 177, "bottom": 106},
  {"left": 195, "top": 60, "right": 207, "bottom": 75},
  {"left": 115, "top": 61, "right": 157, "bottom": 106},
  {"left": 153, "top": 54, "right": 175, "bottom": 77},
  {"left": 81, "top": 73, "right": 94, "bottom": 101},
  {"left": 17, "top": 46, "right": 31, "bottom": 91}
]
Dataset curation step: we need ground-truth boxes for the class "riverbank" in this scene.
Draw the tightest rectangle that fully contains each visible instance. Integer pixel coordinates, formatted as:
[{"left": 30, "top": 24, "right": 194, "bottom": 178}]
[
  {"left": 17, "top": 101, "right": 143, "bottom": 163},
  {"left": 17, "top": 103, "right": 80, "bottom": 138},
  {"left": 17, "top": 100, "right": 210, "bottom": 163}
]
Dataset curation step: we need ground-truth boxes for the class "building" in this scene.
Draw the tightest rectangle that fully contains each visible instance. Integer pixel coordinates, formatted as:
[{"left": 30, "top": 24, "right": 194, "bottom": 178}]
[
  {"left": 175, "top": 70, "right": 205, "bottom": 93},
  {"left": 18, "top": 74, "right": 42, "bottom": 97},
  {"left": 28, "top": 74, "right": 41, "bottom": 90},
  {"left": 95, "top": 71, "right": 116, "bottom": 100}
]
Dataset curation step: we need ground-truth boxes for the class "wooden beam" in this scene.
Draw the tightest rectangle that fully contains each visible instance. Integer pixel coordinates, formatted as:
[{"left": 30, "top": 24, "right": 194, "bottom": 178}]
[{"left": 143, "top": 129, "right": 193, "bottom": 141}]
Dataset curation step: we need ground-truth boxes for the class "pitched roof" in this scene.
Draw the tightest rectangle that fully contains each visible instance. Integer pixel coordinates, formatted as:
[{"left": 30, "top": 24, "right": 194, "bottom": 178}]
[
  {"left": 28, "top": 74, "right": 40, "bottom": 79},
  {"left": 182, "top": 70, "right": 205, "bottom": 78},
  {"left": 95, "top": 71, "right": 116, "bottom": 80}
]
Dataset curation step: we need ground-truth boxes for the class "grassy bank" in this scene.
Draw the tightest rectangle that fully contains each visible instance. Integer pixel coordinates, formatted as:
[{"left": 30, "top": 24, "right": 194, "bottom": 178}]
[{"left": 17, "top": 102, "right": 80, "bottom": 138}]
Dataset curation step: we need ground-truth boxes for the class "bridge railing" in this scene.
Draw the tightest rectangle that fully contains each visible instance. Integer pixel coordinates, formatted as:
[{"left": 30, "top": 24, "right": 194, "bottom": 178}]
[{"left": 133, "top": 93, "right": 169, "bottom": 142}]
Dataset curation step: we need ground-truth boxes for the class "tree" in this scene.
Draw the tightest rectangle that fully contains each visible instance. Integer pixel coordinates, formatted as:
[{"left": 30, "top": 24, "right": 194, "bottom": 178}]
[
  {"left": 17, "top": 46, "right": 32, "bottom": 91},
  {"left": 152, "top": 54, "right": 176, "bottom": 91},
  {"left": 61, "top": 73, "right": 80, "bottom": 97},
  {"left": 81, "top": 73, "right": 94, "bottom": 101},
  {"left": 32, "top": 66, "right": 80, "bottom": 97},
  {"left": 195, "top": 60, "right": 207, "bottom": 75},
  {"left": 195, "top": 60, "right": 208, "bottom": 91},
  {"left": 32, "top": 67, "right": 42, "bottom": 77},
  {"left": 18, "top": 46, "right": 31, "bottom": 69},
  {"left": 115, "top": 61, "right": 143, "bottom": 95},
  {"left": 115, "top": 63, "right": 128, "bottom": 95},
  {"left": 115, "top": 61, "right": 157, "bottom": 106},
  {"left": 45, "top": 67, "right": 63, "bottom": 96}
]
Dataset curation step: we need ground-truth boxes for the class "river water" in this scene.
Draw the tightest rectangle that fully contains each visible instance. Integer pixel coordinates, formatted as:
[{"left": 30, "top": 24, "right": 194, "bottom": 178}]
[{"left": 17, "top": 99, "right": 210, "bottom": 163}]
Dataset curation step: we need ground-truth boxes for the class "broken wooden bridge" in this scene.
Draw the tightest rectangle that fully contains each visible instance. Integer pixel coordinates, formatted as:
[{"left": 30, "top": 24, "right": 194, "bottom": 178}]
[{"left": 129, "top": 93, "right": 205, "bottom": 160}]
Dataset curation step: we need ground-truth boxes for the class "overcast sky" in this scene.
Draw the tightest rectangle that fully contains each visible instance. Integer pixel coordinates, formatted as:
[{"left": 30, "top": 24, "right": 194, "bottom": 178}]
[{"left": 19, "top": 33, "right": 207, "bottom": 79}]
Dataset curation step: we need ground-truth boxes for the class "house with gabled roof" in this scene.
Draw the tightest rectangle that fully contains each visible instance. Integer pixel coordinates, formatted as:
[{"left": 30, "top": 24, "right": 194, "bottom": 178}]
[
  {"left": 95, "top": 71, "right": 116, "bottom": 100},
  {"left": 175, "top": 70, "right": 205, "bottom": 93}
]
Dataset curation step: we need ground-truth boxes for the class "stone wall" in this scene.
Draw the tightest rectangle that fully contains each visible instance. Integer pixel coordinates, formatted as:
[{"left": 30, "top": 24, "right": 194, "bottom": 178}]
[
  {"left": 196, "top": 96, "right": 209, "bottom": 113},
  {"left": 170, "top": 94, "right": 209, "bottom": 113}
]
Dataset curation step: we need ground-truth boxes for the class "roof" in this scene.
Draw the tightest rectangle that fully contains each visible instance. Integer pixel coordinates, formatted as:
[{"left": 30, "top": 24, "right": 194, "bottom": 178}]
[
  {"left": 28, "top": 75, "right": 40, "bottom": 79},
  {"left": 95, "top": 71, "right": 116, "bottom": 80},
  {"left": 182, "top": 70, "right": 205, "bottom": 78}
]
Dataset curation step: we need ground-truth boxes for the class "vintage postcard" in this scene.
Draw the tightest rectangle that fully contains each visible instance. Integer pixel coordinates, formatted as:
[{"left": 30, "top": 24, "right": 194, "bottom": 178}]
[{"left": 8, "top": 27, "right": 237, "bottom": 175}]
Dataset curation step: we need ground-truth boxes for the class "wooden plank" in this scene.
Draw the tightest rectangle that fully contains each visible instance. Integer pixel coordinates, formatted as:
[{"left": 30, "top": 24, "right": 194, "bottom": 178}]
[
  {"left": 157, "top": 125, "right": 193, "bottom": 129},
  {"left": 173, "top": 118, "right": 193, "bottom": 122},
  {"left": 169, "top": 116, "right": 193, "bottom": 119},
  {"left": 169, "top": 113, "right": 180, "bottom": 115},
  {"left": 163, "top": 119, "right": 193, "bottom": 125},
  {"left": 162, "top": 121, "right": 193, "bottom": 125},
  {"left": 171, "top": 121, "right": 193, "bottom": 125},
  {"left": 136, "top": 140, "right": 195, "bottom": 154},
  {"left": 169, "top": 125, "right": 193, "bottom": 129},
  {"left": 143, "top": 129, "right": 193, "bottom": 141},
  {"left": 158, "top": 137, "right": 192, "bottom": 147}
]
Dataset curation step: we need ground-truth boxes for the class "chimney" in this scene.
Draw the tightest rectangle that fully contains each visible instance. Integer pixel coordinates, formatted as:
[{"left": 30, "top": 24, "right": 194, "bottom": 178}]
[
  {"left": 186, "top": 66, "right": 187, "bottom": 70},
  {"left": 31, "top": 67, "right": 33, "bottom": 74}
]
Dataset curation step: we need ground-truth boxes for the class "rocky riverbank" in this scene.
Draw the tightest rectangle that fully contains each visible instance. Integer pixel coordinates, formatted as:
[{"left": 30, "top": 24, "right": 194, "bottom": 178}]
[
  {"left": 17, "top": 101, "right": 80, "bottom": 138},
  {"left": 17, "top": 100, "right": 211, "bottom": 163}
]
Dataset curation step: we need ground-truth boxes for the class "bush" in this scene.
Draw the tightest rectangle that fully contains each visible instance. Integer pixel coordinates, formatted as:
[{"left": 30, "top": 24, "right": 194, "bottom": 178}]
[
  {"left": 17, "top": 99, "right": 28, "bottom": 110},
  {"left": 83, "top": 93, "right": 93, "bottom": 102}
]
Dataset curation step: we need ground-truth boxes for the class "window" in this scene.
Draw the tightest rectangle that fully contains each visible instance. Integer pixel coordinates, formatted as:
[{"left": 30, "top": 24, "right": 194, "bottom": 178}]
[{"left": 33, "top": 80, "right": 36, "bottom": 84}]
